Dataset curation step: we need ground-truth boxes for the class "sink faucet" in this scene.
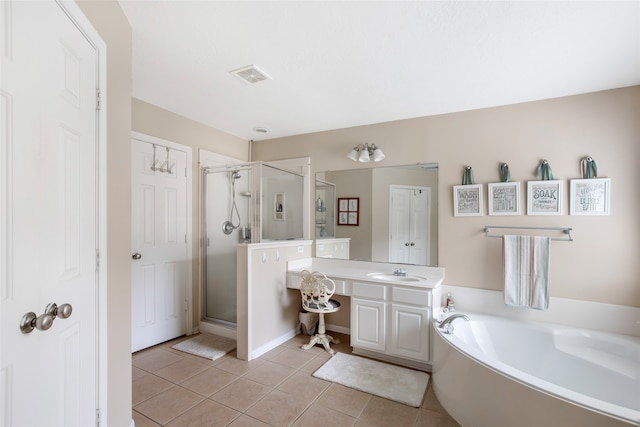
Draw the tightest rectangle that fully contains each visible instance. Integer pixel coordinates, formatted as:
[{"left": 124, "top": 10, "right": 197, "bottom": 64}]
[
  {"left": 393, "top": 268, "right": 407, "bottom": 276},
  {"left": 438, "top": 313, "right": 470, "bottom": 334}
]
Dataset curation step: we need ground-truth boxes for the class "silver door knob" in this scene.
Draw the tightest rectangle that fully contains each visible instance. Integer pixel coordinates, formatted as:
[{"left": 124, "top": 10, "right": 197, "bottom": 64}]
[
  {"left": 20, "top": 303, "right": 73, "bottom": 334},
  {"left": 132, "top": 252, "right": 142, "bottom": 260}
]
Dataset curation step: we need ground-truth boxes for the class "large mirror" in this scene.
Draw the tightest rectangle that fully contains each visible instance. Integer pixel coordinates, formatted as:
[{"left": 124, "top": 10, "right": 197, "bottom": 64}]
[{"left": 316, "top": 163, "right": 438, "bottom": 266}]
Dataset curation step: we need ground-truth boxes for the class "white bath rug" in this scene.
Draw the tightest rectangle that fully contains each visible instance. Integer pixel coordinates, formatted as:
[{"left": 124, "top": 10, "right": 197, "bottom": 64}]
[
  {"left": 172, "top": 333, "right": 236, "bottom": 361},
  {"left": 313, "top": 353, "right": 429, "bottom": 407}
]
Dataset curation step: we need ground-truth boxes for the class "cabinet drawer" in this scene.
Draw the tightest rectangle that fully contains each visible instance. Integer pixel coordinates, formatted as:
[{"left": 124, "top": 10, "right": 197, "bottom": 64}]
[
  {"left": 352, "top": 282, "right": 386, "bottom": 299},
  {"left": 391, "top": 287, "right": 431, "bottom": 306}
]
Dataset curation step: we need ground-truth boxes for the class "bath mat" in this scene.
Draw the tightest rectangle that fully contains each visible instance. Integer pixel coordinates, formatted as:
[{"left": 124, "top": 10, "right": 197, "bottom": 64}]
[
  {"left": 172, "top": 333, "right": 236, "bottom": 361},
  {"left": 313, "top": 353, "right": 429, "bottom": 407}
]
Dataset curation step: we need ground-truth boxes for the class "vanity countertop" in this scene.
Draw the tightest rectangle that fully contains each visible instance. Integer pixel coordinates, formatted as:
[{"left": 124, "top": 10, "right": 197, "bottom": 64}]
[{"left": 287, "top": 257, "right": 444, "bottom": 290}]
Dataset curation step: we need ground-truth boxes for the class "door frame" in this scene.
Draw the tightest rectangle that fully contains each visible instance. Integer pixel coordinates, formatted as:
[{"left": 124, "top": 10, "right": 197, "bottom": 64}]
[{"left": 131, "top": 131, "right": 194, "bottom": 337}]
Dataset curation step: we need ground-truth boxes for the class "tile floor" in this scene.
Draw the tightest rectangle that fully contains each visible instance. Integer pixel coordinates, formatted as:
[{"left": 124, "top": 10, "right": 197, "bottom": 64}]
[{"left": 132, "top": 332, "right": 461, "bottom": 427}]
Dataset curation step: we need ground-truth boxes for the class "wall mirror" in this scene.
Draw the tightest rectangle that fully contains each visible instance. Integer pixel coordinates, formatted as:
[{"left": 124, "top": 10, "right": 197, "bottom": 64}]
[{"left": 316, "top": 163, "right": 438, "bottom": 266}]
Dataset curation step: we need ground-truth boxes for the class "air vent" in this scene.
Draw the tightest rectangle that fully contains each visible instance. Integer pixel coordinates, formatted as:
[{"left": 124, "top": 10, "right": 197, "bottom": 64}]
[{"left": 230, "top": 65, "right": 271, "bottom": 84}]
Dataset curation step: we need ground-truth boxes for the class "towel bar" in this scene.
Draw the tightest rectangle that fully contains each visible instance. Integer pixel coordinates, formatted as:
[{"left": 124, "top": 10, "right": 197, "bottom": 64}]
[{"left": 484, "top": 225, "right": 573, "bottom": 242}]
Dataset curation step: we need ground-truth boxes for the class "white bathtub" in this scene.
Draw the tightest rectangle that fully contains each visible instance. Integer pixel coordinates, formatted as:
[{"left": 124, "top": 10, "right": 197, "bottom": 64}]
[{"left": 432, "top": 313, "right": 640, "bottom": 427}]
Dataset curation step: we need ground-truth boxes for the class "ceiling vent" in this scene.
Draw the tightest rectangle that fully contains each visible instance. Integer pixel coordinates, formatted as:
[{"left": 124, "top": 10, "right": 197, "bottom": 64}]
[{"left": 230, "top": 65, "right": 271, "bottom": 84}]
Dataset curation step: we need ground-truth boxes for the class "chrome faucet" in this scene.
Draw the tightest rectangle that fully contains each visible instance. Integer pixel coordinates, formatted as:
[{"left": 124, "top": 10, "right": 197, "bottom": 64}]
[
  {"left": 393, "top": 268, "right": 407, "bottom": 276},
  {"left": 438, "top": 313, "right": 470, "bottom": 334}
]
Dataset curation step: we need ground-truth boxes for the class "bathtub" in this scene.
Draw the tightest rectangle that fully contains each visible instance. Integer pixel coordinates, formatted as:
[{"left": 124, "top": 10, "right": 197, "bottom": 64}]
[{"left": 432, "top": 313, "right": 640, "bottom": 427}]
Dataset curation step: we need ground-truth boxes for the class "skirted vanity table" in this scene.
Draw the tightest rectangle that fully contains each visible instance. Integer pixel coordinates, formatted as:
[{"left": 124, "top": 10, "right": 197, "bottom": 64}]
[{"left": 287, "top": 257, "right": 444, "bottom": 371}]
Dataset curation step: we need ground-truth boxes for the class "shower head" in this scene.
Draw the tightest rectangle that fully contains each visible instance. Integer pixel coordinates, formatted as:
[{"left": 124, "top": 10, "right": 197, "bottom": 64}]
[{"left": 231, "top": 171, "right": 241, "bottom": 180}]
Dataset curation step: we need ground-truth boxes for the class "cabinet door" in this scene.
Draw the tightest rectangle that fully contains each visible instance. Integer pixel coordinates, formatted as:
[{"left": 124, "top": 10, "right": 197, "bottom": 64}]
[
  {"left": 390, "top": 303, "right": 430, "bottom": 361},
  {"left": 351, "top": 298, "right": 386, "bottom": 352}
]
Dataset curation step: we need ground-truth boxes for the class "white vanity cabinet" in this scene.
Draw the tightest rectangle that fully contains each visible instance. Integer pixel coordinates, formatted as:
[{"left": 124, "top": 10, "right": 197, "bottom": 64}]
[
  {"left": 351, "top": 283, "right": 387, "bottom": 352},
  {"left": 350, "top": 281, "right": 433, "bottom": 369}
]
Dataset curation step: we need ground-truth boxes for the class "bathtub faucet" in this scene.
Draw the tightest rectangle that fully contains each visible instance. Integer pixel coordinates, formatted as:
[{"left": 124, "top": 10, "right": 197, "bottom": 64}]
[{"left": 438, "top": 313, "right": 470, "bottom": 334}]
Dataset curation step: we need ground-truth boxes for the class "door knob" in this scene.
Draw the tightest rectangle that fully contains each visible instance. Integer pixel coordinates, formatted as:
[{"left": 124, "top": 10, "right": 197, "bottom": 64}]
[
  {"left": 132, "top": 252, "right": 142, "bottom": 260},
  {"left": 20, "top": 303, "right": 73, "bottom": 334},
  {"left": 405, "top": 243, "right": 410, "bottom": 246},
  {"left": 410, "top": 242, "right": 415, "bottom": 246}
]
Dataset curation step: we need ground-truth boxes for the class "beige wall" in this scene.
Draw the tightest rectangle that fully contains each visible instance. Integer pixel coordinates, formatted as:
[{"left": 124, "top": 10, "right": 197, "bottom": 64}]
[
  {"left": 253, "top": 87, "right": 640, "bottom": 308},
  {"left": 75, "top": 1, "right": 132, "bottom": 425},
  {"left": 132, "top": 99, "right": 248, "bottom": 328}
]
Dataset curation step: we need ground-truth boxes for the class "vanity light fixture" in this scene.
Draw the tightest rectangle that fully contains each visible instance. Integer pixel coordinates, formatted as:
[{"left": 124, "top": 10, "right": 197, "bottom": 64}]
[{"left": 347, "top": 143, "right": 385, "bottom": 163}]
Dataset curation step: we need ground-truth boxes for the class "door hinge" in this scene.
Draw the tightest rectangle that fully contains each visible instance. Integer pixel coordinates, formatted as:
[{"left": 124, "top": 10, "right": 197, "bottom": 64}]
[
  {"left": 96, "top": 408, "right": 101, "bottom": 427},
  {"left": 95, "top": 249, "right": 100, "bottom": 271},
  {"left": 96, "top": 88, "right": 102, "bottom": 111}
]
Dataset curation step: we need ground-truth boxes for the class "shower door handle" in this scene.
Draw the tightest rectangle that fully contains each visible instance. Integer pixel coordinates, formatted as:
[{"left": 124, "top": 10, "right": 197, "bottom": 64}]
[{"left": 132, "top": 252, "right": 142, "bottom": 260}]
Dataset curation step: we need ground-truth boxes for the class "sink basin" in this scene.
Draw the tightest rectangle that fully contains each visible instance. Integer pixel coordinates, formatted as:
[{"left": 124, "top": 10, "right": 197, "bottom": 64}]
[{"left": 367, "top": 273, "right": 427, "bottom": 282}]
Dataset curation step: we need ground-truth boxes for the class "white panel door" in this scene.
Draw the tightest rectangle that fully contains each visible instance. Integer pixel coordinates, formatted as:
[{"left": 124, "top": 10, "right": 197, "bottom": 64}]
[
  {"left": 389, "top": 187, "right": 430, "bottom": 265},
  {"left": 131, "top": 138, "right": 188, "bottom": 352},
  {"left": 1, "top": 1, "right": 99, "bottom": 425}
]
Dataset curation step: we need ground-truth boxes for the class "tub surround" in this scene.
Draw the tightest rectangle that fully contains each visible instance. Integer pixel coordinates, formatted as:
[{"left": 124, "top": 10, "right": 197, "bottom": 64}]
[
  {"left": 287, "top": 257, "right": 444, "bottom": 370},
  {"left": 437, "top": 285, "right": 640, "bottom": 337}
]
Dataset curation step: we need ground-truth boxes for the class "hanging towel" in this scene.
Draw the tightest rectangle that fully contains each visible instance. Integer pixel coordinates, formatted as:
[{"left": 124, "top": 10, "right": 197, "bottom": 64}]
[{"left": 503, "top": 235, "right": 551, "bottom": 310}]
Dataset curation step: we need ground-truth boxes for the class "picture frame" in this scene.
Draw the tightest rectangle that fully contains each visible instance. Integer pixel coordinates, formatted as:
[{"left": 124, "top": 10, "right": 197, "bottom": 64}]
[
  {"left": 338, "top": 197, "right": 359, "bottom": 225},
  {"left": 453, "top": 184, "right": 483, "bottom": 216},
  {"left": 273, "top": 193, "right": 285, "bottom": 221},
  {"left": 527, "top": 180, "right": 563, "bottom": 215},
  {"left": 488, "top": 182, "right": 521, "bottom": 216},
  {"left": 570, "top": 178, "right": 610, "bottom": 216}
]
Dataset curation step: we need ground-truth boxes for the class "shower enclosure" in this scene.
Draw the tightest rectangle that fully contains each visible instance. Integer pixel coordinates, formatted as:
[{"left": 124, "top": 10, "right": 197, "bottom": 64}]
[{"left": 201, "top": 162, "right": 304, "bottom": 326}]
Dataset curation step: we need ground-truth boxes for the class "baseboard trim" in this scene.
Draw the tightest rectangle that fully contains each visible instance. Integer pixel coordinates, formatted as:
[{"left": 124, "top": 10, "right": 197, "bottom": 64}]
[
  {"left": 250, "top": 327, "right": 299, "bottom": 360},
  {"left": 352, "top": 348, "right": 432, "bottom": 372}
]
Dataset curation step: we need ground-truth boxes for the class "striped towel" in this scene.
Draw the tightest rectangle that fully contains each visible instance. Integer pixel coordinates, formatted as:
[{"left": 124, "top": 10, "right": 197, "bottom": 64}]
[{"left": 503, "top": 235, "right": 551, "bottom": 310}]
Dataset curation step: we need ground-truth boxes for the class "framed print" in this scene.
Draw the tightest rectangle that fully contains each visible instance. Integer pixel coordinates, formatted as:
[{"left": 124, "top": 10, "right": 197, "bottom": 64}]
[
  {"left": 488, "top": 182, "right": 521, "bottom": 216},
  {"left": 453, "top": 184, "right": 483, "bottom": 216},
  {"left": 274, "top": 193, "right": 285, "bottom": 220},
  {"left": 338, "top": 197, "right": 359, "bottom": 225},
  {"left": 570, "top": 178, "right": 610, "bottom": 215},
  {"left": 527, "top": 180, "right": 563, "bottom": 215}
]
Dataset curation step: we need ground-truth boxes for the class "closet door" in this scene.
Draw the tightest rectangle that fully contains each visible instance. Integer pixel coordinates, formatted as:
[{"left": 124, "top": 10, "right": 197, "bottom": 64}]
[
  {"left": 389, "top": 187, "right": 430, "bottom": 265},
  {"left": 131, "top": 137, "right": 188, "bottom": 352}
]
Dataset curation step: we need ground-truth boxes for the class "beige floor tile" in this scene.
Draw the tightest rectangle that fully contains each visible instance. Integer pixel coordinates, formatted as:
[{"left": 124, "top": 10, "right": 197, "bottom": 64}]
[
  {"left": 165, "top": 399, "right": 241, "bottom": 427},
  {"left": 132, "top": 374, "right": 174, "bottom": 406},
  {"left": 134, "top": 349, "right": 185, "bottom": 373},
  {"left": 180, "top": 366, "right": 238, "bottom": 397},
  {"left": 315, "top": 383, "right": 372, "bottom": 418},
  {"left": 134, "top": 385, "right": 204, "bottom": 425},
  {"left": 298, "top": 352, "right": 332, "bottom": 374},
  {"left": 242, "top": 360, "right": 296, "bottom": 387},
  {"left": 277, "top": 371, "right": 330, "bottom": 404},
  {"left": 133, "top": 366, "right": 150, "bottom": 380},
  {"left": 154, "top": 358, "right": 210, "bottom": 383},
  {"left": 245, "top": 389, "right": 310, "bottom": 427},
  {"left": 292, "top": 402, "right": 357, "bottom": 427},
  {"left": 415, "top": 408, "right": 462, "bottom": 427},
  {"left": 257, "top": 345, "right": 285, "bottom": 361},
  {"left": 209, "top": 378, "right": 272, "bottom": 412},
  {"left": 357, "top": 396, "right": 420, "bottom": 427},
  {"left": 215, "top": 355, "right": 265, "bottom": 376},
  {"left": 227, "top": 415, "right": 271, "bottom": 427},
  {"left": 132, "top": 410, "right": 161, "bottom": 427},
  {"left": 265, "top": 347, "right": 318, "bottom": 369}
]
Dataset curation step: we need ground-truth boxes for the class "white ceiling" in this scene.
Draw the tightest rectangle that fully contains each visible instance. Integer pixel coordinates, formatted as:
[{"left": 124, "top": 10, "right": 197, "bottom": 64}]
[{"left": 119, "top": 1, "right": 640, "bottom": 141}]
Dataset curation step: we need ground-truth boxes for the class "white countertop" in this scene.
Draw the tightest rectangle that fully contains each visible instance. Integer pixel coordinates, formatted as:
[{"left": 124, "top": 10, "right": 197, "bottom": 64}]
[{"left": 287, "top": 257, "right": 444, "bottom": 290}]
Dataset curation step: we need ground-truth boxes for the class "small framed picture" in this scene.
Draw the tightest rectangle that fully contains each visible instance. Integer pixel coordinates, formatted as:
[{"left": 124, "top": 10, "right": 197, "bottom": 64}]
[
  {"left": 453, "top": 184, "right": 483, "bottom": 216},
  {"left": 488, "top": 182, "right": 521, "bottom": 216},
  {"left": 274, "top": 193, "right": 285, "bottom": 221},
  {"left": 338, "top": 197, "right": 359, "bottom": 225},
  {"left": 570, "top": 178, "right": 610, "bottom": 215},
  {"left": 527, "top": 180, "right": 563, "bottom": 215}
]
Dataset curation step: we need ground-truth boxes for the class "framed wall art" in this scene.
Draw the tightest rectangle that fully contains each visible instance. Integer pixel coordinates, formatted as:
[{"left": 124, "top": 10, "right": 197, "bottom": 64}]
[
  {"left": 338, "top": 197, "right": 359, "bottom": 225},
  {"left": 488, "top": 182, "right": 521, "bottom": 216},
  {"left": 527, "top": 180, "right": 563, "bottom": 215},
  {"left": 453, "top": 184, "right": 483, "bottom": 216},
  {"left": 570, "top": 178, "right": 610, "bottom": 215}
]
